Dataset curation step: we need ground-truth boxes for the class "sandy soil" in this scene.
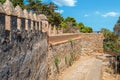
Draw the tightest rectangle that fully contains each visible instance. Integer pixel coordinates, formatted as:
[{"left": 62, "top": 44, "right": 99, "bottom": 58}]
[{"left": 57, "top": 56, "right": 102, "bottom": 80}]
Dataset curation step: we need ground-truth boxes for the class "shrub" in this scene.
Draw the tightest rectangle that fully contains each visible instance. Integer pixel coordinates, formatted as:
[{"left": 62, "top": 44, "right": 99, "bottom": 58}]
[
  {"left": 54, "top": 57, "right": 60, "bottom": 73},
  {"left": 65, "top": 56, "right": 68, "bottom": 65}
]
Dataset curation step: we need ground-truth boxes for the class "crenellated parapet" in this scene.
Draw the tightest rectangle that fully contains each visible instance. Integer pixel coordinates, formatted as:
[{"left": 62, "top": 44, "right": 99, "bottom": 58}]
[
  {"left": 48, "top": 24, "right": 63, "bottom": 36},
  {"left": 0, "top": 3, "right": 5, "bottom": 14},
  {"left": 0, "top": 3, "right": 5, "bottom": 28},
  {"left": 3, "top": 0, "right": 17, "bottom": 31},
  {"left": 0, "top": 0, "right": 50, "bottom": 48},
  {"left": 0, "top": 0, "right": 48, "bottom": 33},
  {"left": 3, "top": 0, "right": 16, "bottom": 16},
  {"left": 33, "top": 13, "right": 38, "bottom": 31},
  {"left": 15, "top": 5, "right": 25, "bottom": 31},
  {"left": 0, "top": 0, "right": 64, "bottom": 38},
  {"left": 23, "top": 9, "right": 30, "bottom": 30},
  {"left": 39, "top": 14, "right": 48, "bottom": 32},
  {"left": 15, "top": 5, "right": 24, "bottom": 18},
  {"left": 29, "top": 12, "right": 34, "bottom": 30}
]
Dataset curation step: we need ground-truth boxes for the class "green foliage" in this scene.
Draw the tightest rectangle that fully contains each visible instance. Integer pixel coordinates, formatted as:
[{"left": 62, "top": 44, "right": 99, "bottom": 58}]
[
  {"left": 65, "top": 56, "right": 68, "bottom": 65},
  {"left": 37, "top": 2, "right": 64, "bottom": 26},
  {"left": 65, "top": 17, "right": 77, "bottom": 27},
  {"left": 60, "top": 21, "right": 67, "bottom": 29},
  {"left": 69, "top": 58, "right": 73, "bottom": 66},
  {"left": 49, "top": 12, "right": 64, "bottom": 26},
  {"left": 69, "top": 39, "right": 74, "bottom": 49},
  {"left": 113, "top": 17, "right": 120, "bottom": 36},
  {"left": 54, "top": 57, "right": 60, "bottom": 66},
  {"left": 70, "top": 51, "right": 74, "bottom": 60},
  {"left": 100, "top": 28, "right": 118, "bottom": 42},
  {"left": 77, "top": 22, "right": 93, "bottom": 33},
  {"left": 24, "top": 1, "right": 63, "bottom": 26},
  {"left": 80, "top": 26, "right": 93, "bottom": 33},
  {"left": 12, "top": 0, "right": 24, "bottom": 8},
  {"left": 42, "top": 3, "right": 63, "bottom": 26},
  {"left": 54, "top": 57, "right": 60, "bottom": 73},
  {"left": 0, "top": 0, "right": 24, "bottom": 8},
  {"left": 100, "top": 28, "right": 120, "bottom": 53},
  {"left": 60, "top": 17, "right": 80, "bottom": 33},
  {"left": 25, "top": 0, "right": 42, "bottom": 11},
  {"left": 100, "top": 28, "right": 111, "bottom": 37},
  {"left": 0, "top": 0, "right": 5, "bottom": 4},
  {"left": 68, "top": 50, "right": 74, "bottom": 66},
  {"left": 69, "top": 39, "right": 74, "bottom": 43},
  {"left": 77, "top": 22, "right": 84, "bottom": 29},
  {"left": 103, "top": 41, "right": 114, "bottom": 52},
  {"left": 117, "top": 38, "right": 120, "bottom": 41}
]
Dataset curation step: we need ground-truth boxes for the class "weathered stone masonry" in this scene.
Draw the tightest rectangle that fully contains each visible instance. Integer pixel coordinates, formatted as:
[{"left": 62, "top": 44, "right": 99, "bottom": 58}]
[
  {"left": 48, "top": 33, "right": 104, "bottom": 80},
  {"left": 0, "top": 0, "right": 48, "bottom": 80},
  {"left": 0, "top": 1, "right": 104, "bottom": 80}
]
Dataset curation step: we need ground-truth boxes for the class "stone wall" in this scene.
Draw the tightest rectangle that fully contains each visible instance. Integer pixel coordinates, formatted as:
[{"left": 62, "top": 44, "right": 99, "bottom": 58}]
[
  {"left": 0, "top": 32, "right": 48, "bottom": 80},
  {"left": 0, "top": 1, "right": 48, "bottom": 80},
  {"left": 48, "top": 33, "right": 104, "bottom": 80},
  {"left": 79, "top": 33, "right": 104, "bottom": 55},
  {"left": 0, "top": 1, "right": 105, "bottom": 80},
  {"left": 48, "top": 39, "right": 81, "bottom": 80}
]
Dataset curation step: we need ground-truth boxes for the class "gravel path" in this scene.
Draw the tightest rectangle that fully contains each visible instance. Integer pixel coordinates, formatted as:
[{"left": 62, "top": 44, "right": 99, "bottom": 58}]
[{"left": 58, "top": 57, "right": 102, "bottom": 80}]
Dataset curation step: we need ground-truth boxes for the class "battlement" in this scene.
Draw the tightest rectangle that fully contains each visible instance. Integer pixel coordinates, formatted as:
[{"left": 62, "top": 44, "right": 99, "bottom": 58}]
[
  {"left": 0, "top": 0, "right": 64, "bottom": 37},
  {"left": 0, "top": 0, "right": 48, "bottom": 33}
]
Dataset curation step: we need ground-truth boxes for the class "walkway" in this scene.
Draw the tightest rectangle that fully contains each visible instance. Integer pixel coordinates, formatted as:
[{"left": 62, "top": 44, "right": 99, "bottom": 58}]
[
  {"left": 48, "top": 33, "right": 80, "bottom": 44},
  {"left": 57, "top": 56, "right": 102, "bottom": 80}
]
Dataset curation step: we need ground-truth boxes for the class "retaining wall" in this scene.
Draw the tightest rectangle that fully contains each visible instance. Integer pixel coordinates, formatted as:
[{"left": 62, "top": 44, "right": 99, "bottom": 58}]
[{"left": 48, "top": 33, "right": 104, "bottom": 80}]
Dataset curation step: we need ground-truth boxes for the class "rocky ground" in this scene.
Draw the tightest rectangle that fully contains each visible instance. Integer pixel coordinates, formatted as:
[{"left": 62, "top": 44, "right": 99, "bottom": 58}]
[
  {"left": 102, "top": 66, "right": 119, "bottom": 80},
  {"left": 101, "top": 54, "right": 119, "bottom": 80}
]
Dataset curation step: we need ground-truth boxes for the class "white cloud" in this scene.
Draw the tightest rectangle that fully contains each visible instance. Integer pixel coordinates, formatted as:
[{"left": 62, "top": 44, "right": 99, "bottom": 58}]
[
  {"left": 95, "top": 11, "right": 100, "bottom": 14},
  {"left": 84, "top": 14, "right": 89, "bottom": 17},
  {"left": 53, "top": 0, "right": 77, "bottom": 7},
  {"left": 102, "top": 12, "right": 119, "bottom": 17},
  {"left": 55, "top": 10, "right": 64, "bottom": 13}
]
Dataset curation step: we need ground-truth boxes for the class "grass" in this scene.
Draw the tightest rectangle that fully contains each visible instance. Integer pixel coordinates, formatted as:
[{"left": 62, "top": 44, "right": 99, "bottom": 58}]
[{"left": 54, "top": 57, "right": 60, "bottom": 73}]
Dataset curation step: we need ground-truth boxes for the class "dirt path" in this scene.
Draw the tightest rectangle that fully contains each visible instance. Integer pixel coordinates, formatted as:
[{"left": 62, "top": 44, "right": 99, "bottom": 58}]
[{"left": 57, "top": 56, "right": 102, "bottom": 80}]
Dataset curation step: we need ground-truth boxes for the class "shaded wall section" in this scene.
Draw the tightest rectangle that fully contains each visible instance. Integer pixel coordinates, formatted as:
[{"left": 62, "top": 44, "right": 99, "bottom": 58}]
[{"left": 0, "top": 32, "right": 48, "bottom": 80}]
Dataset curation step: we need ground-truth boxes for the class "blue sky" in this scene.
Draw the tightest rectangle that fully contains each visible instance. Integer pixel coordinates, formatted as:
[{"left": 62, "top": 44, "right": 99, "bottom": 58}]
[{"left": 25, "top": 0, "right": 120, "bottom": 31}]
